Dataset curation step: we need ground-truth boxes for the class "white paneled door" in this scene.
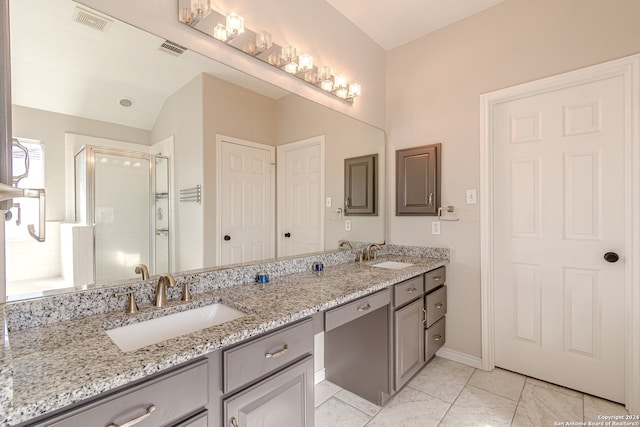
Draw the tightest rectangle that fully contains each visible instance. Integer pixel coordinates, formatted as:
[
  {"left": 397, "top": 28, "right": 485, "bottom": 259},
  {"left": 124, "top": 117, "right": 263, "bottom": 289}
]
[
  {"left": 277, "top": 137, "right": 324, "bottom": 257},
  {"left": 492, "top": 75, "right": 626, "bottom": 402},
  {"left": 219, "top": 138, "right": 275, "bottom": 265}
]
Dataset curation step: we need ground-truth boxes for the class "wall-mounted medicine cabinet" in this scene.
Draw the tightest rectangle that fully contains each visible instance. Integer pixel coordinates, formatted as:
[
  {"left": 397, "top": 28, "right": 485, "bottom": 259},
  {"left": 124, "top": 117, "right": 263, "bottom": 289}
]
[
  {"left": 344, "top": 154, "right": 378, "bottom": 216},
  {"left": 396, "top": 143, "right": 441, "bottom": 216}
]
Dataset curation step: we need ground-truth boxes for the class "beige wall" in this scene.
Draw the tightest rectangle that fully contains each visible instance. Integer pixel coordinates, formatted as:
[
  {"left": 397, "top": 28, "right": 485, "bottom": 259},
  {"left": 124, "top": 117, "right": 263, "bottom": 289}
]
[
  {"left": 201, "top": 73, "right": 277, "bottom": 266},
  {"left": 386, "top": 0, "right": 640, "bottom": 358},
  {"left": 275, "top": 94, "right": 386, "bottom": 249},
  {"left": 12, "top": 105, "right": 149, "bottom": 221},
  {"left": 151, "top": 75, "right": 204, "bottom": 272}
]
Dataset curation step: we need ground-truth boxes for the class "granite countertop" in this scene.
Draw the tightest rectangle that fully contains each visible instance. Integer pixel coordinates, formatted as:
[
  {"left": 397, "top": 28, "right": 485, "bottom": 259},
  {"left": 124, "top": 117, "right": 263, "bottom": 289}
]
[{"left": 0, "top": 255, "right": 447, "bottom": 426}]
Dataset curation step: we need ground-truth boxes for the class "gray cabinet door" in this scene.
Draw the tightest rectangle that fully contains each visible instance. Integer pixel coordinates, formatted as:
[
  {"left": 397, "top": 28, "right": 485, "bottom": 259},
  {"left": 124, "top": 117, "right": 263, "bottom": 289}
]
[
  {"left": 344, "top": 153, "right": 377, "bottom": 215},
  {"left": 396, "top": 144, "right": 440, "bottom": 215},
  {"left": 223, "top": 356, "right": 314, "bottom": 427},
  {"left": 394, "top": 298, "right": 425, "bottom": 390}
]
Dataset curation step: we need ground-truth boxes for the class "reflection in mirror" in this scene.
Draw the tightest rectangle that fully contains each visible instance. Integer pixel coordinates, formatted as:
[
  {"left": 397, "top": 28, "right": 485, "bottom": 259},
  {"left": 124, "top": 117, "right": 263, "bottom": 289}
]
[{"left": 5, "top": 0, "right": 385, "bottom": 301}]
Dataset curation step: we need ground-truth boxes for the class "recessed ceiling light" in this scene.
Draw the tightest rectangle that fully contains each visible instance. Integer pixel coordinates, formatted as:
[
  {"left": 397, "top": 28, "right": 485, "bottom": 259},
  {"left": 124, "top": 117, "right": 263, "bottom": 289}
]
[{"left": 119, "top": 97, "right": 134, "bottom": 107}]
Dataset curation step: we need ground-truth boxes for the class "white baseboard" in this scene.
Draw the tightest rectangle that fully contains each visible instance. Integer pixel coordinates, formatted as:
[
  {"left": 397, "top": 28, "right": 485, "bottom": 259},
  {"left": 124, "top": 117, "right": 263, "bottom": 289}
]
[
  {"left": 436, "top": 347, "right": 484, "bottom": 370},
  {"left": 314, "top": 368, "right": 326, "bottom": 385}
]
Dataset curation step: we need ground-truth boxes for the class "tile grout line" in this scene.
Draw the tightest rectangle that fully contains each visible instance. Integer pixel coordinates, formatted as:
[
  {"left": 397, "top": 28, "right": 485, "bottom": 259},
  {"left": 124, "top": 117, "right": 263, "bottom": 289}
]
[
  {"left": 330, "top": 392, "right": 380, "bottom": 423},
  {"left": 508, "top": 374, "right": 528, "bottom": 426},
  {"left": 435, "top": 367, "right": 477, "bottom": 426}
]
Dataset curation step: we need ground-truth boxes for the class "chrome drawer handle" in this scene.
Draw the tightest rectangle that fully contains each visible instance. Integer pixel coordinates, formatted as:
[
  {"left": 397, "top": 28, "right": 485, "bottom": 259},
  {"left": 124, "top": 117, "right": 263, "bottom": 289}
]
[
  {"left": 433, "top": 276, "right": 443, "bottom": 281},
  {"left": 357, "top": 303, "right": 371, "bottom": 312},
  {"left": 231, "top": 417, "right": 239, "bottom": 427},
  {"left": 435, "top": 303, "right": 443, "bottom": 309},
  {"left": 406, "top": 287, "right": 417, "bottom": 293},
  {"left": 265, "top": 344, "right": 288, "bottom": 358},
  {"left": 422, "top": 308, "right": 427, "bottom": 324},
  {"left": 108, "top": 405, "right": 155, "bottom": 427},
  {"left": 433, "top": 335, "right": 442, "bottom": 341}
]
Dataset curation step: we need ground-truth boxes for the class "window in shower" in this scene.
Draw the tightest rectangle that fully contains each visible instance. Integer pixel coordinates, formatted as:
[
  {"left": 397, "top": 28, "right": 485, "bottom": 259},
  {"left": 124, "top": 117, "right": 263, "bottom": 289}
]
[{"left": 6, "top": 138, "right": 44, "bottom": 241}]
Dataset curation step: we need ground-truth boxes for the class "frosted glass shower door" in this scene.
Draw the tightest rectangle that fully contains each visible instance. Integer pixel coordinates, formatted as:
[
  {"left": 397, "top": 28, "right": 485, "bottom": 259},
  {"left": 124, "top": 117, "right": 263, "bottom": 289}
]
[{"left": 94, "top": 152, "right": 151, "bottom": 283}]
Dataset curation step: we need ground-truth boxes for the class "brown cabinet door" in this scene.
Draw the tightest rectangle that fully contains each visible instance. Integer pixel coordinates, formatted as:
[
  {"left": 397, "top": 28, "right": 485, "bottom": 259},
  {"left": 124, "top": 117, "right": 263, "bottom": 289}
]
[
  {"left": 396, "top": 144, "right": 440, "bottom": 215},
  {"left": 344, "top": 154, "right": 378, "bottom": 215}
]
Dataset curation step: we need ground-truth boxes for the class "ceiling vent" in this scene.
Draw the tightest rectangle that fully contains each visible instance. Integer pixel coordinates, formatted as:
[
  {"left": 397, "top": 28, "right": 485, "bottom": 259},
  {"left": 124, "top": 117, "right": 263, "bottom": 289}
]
[
  {"left": 72, "top": 7, "right": 112, "bottom": 32},
  {"left": 159, "top": 40, "right": 188, "bottom": 57}
]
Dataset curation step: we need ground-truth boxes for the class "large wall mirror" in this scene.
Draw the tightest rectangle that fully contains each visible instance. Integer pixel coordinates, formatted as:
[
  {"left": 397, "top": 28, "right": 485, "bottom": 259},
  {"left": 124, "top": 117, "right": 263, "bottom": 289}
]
[{"left": 4, "top": 0, "right": 385, "bottom": 301}]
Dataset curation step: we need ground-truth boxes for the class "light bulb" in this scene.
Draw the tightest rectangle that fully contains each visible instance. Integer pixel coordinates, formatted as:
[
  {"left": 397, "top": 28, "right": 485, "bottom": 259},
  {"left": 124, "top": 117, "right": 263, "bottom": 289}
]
[
  {"left": 190, "top": 0, "right": 212, "bottom": 18},
  {"left": 213, "top": 23, "right": 228, "bottom": 42},
  {"left": 334, "top": 74, "right": 347, "bottom": 89},
  {"left": 336, "top": 88, "right": 348, "bottom": 99},
  {"left": 348, "top": 83, "right": 361, "bottom": 97},
  {"left": 281, "top": 46, "right": 297, "bottom": 62},
  {"left": 243, "top": 41, "right": 257, "bottom": 56},
  {"left": 284, "top": 62, "right": 298, "bottom": 74},
  {"left": 318, "top": 65, "right": 332, "bottom": 81},
  {"left": 298, "top": 54, "right": 313, "bottom": 71},
  {"left": 320, "top": 80, "right": 334, "bottom": 91},
  {"left": 226, "top": 12, "right": 244, "bottom": 36},
  {"left": 256, "top": 31, "right": 272, "bottom": 50}
]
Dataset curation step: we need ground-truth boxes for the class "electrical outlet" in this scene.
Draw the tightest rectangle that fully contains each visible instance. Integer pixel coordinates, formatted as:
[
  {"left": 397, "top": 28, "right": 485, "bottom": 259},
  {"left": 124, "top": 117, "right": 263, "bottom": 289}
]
[
  {"left": 432, "top": 221, "right": 441, "bottom": 235},
  {"left": 466, "top": 189, "right": 477, "bottom": 205},
  {"left": 326, "top": 197, "right": 332, "bottom": 208},
  {"left": 345, "top": 219, "right": 352, "bottom": 231}
]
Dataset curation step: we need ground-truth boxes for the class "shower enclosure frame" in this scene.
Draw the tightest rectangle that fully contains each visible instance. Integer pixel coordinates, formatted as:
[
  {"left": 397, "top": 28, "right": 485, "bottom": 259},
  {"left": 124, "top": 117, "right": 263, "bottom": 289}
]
[{"left": 74, "top": 144, "right": 170, "bottom": 284}]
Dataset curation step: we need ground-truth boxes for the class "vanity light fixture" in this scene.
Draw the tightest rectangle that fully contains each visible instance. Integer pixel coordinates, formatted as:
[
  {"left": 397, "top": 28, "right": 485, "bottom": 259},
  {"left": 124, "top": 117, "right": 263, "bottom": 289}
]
[{"left": 178, "top": 0, "right": 361, "bottom": 103}]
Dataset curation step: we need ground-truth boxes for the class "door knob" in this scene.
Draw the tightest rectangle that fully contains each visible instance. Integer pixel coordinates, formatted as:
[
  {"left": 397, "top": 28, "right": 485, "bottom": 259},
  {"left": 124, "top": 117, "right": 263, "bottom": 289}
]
[
  {"left": 603, "top": 252, "right": 619, "bottom": 263},
  {"left": 284, "top": 232, "right": 291, "bottom": 238},
  {"left": 224, "top": 235, "right": 231, "bottom": 241}
]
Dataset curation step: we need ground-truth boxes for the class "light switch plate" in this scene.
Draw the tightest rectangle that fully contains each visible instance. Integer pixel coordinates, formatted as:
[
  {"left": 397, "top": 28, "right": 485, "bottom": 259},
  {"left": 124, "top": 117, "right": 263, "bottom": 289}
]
[
  {"left": 345, "top": 220, "right": 352, "bottom": 231},
  {"left": 432, "top": 221, "right": 441, "bottom": 235},
  {"left": 326, "top": 197, "right": 332, "bottom": 208},
  {"left": 466, "top": 189, "right": 477, "bottom": 204}
]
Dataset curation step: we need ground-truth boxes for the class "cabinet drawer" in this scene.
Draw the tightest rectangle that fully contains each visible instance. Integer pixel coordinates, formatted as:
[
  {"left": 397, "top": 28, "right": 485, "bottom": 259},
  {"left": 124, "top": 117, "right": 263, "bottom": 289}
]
[
  {"left": 425, "top": 317, "right": 445, "bottom": 361},
  {"left": 223, "top": 318, "right": 313, "bottom": 393},
  {"left": 425, "top": 267, "right": 446, "bottom": 292},
  {"left": 393, "top": 275, "right": 424, "bottom": 308},
  {"left": 325, "top": 289, "right": 390, "bottom": 332},
  {"left": 175, "top": 410, "right": 208, "bottom": 427},
  {"left": 425, "top": 285, "right": 447, "bottom": 327},
  {"left": 48, "top": 360, "right": 208, "bottom": 427}
]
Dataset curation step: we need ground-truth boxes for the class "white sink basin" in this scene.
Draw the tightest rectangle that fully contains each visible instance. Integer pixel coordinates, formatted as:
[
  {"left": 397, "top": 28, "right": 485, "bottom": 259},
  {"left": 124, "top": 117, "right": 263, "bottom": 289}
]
[
  {"left": 106, "top": 303, "right": 246, "bottom": 352},
  {"left": 372, "top": 261, "right": 415, "bottom": 270}
]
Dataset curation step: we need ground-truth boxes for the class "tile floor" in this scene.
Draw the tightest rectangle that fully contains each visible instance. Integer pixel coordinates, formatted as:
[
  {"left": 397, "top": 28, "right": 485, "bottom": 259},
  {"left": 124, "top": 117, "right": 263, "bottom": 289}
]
[{"left": 315, "top": 357, "right": 630, "bottom": 426}]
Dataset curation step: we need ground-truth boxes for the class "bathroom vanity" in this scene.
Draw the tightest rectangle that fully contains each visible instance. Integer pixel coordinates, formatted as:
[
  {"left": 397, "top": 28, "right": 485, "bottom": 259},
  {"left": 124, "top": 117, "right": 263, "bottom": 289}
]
[{"left": 0, "top": 248, "right": 448, "bottom": 427}]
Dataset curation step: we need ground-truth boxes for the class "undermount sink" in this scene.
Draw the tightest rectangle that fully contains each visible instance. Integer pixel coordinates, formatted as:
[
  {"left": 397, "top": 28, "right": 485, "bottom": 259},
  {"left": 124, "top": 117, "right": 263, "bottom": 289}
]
[
  {"left": 106, "top": 303, "right": 246, "bottom": 352},
  {"left": 371, "top": 261, "right": 415, "bottom": 270}
]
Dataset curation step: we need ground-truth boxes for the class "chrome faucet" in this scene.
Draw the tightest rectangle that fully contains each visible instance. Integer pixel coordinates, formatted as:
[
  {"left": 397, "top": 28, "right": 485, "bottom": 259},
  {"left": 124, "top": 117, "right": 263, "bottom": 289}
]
[
  {"left": 339, "top": 240, "right": 353, "bottom": 250},
  {"left": 154, "top": 274, "right": 176, "bottom": 308},
  {"left": 135, "top": 264, "right": 150, "bottom": 280},
  {"left": 365, "top": 243, "right": 382, "bottom": 261}
]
